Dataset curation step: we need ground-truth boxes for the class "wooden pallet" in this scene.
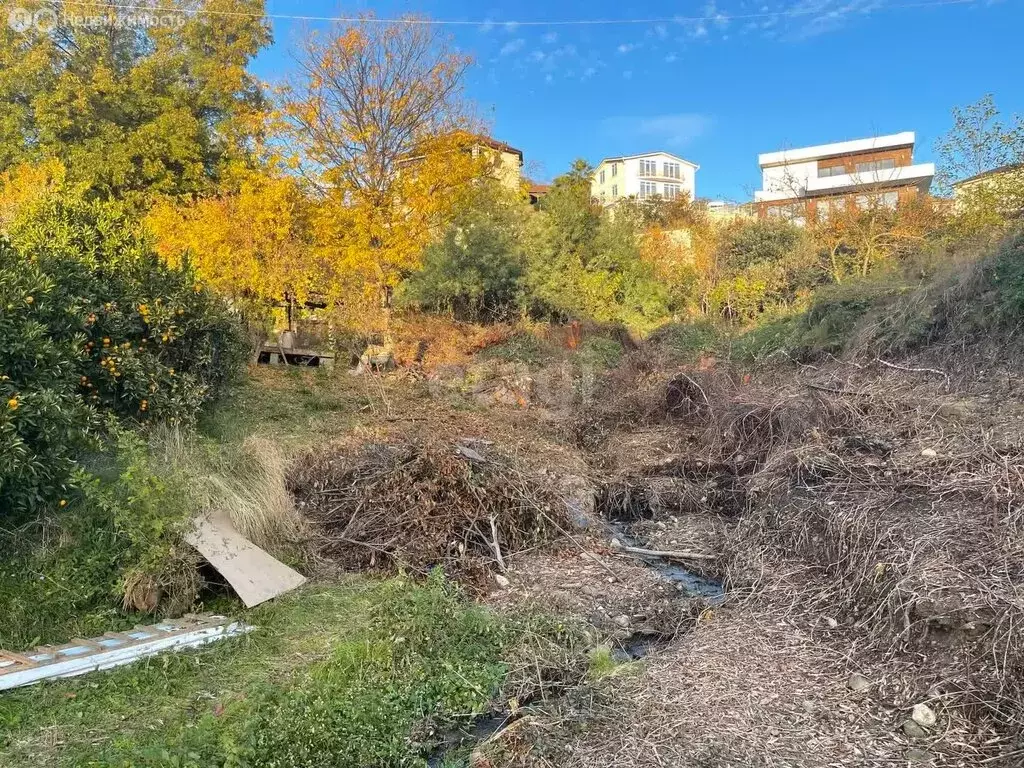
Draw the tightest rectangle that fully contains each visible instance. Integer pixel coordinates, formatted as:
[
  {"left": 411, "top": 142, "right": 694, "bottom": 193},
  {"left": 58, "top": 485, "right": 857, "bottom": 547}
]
[{"left": 0, "top": 614, "right": 252, "bottom": 691}]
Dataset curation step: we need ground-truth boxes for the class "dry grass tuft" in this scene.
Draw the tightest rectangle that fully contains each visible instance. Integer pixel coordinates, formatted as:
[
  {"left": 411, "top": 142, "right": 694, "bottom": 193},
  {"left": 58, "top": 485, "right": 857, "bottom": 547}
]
[{"left": 201, "top": 436, "right": 307, "bottom": 553}]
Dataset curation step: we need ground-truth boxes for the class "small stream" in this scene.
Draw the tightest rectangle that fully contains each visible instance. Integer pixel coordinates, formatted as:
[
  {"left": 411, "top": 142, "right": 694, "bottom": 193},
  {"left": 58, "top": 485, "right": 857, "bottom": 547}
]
[{"left": 567, "top": 496, "right": 725, "bottom": 600}]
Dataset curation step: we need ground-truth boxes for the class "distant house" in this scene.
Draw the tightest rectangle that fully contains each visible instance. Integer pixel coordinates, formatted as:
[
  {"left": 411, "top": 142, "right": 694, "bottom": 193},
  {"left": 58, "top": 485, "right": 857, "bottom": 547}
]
[
  {"left": 398, "top": 132, "right": 523, "bottom": 193},
  {"left": 953, "top": 163, "right": 1024, "bottom": 215},
  {"left": 703, "top": 199, "right": 756, "bottom": 224},
  {"left": 528, "top": 182, "right": 550, "bottom": 206},
  {"left": 590, "top": 151, "right": 699, "bottom": 205},
  {"left": 467, "top": 134, "right": 524, "bottom": 193},
  {"left": 754, "top": 132, "right": 935, "bottom": 225}
]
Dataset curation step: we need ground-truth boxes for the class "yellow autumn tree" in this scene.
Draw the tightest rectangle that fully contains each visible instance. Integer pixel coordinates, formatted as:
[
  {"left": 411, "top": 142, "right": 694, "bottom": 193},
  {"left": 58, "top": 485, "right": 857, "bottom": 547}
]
[
  {"left": 285, "top": 16, "right": 490, "bottom": 330},
  {"left": 146, "top": 170, "right": 319, "bottom": 304},
  {"left": 0, "top": 159, "right": 73, "bottom": 230}
]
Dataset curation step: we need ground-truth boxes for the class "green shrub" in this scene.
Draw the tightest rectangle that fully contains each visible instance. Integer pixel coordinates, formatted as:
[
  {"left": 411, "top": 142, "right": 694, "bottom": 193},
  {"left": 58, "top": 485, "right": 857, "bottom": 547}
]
[
  {"left": 574, "top": 335, "right": 625, "bottom": 369},
  {"left": 477, "top": 330, "right": 547, "bottom": 365},
  {"left": 0, "top": 426, "right": 195, "bottom": 648},
  {"left": 400, "top": 186, "right": 528, "bottom": 322},
  {"left": 0, "top": 195, "right": 247, "bottom": 515}
]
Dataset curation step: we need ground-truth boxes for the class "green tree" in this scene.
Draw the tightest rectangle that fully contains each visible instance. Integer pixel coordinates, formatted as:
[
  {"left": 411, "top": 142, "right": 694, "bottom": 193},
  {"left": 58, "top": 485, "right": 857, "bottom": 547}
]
[
  {"left": 399, "top": 183, "right": 529, "bottom": 321},
  {"left": 524, "top": 159, "right": 668, "bottom": 330},
  {"left": 0, "top": 0, "right": 271, "bottom": 204}
]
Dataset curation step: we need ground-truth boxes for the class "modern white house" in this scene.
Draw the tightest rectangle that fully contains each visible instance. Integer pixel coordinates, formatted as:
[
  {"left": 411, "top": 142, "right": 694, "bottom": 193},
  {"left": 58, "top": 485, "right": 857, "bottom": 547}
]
[
  {"left": 591, "top": 152, "right": 699, "bottom": 205},
  {"left": 753, "top": 132, "right": 935, "bottom": 224}
]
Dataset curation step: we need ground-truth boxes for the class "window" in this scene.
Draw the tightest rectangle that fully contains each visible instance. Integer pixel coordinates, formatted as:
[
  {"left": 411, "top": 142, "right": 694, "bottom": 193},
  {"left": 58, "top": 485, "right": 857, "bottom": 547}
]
[
  {"left": 818, "top": 164, "right": 846, "bottom": 178},
  {"left": 611, "top": 162, "right": 618, "bottom": 177},
  {"left": 639, "top": 181, "right": 658, "bottom": 198},
  {"left": 611, "top": 184, "right": 618, "bottom": 196},
  {"left": 639, "top": 158, "right": 658, "bottom": 176},
  {"left": 854, "top": 158, "right": 897, "bottom": 174},
  {"left": 854, "top": 191, "right": 899, "bottom": 210},
  {"left": 816, "top": 197, "right": 847, "bottom": 220},
  {"left": 664, "top": 183, "right": 681, "bottom": 200},
  {"left": 600, "top": 170, "right": 605, "bottom": 184},
  {"left": 663, "top": 162, "right": 681, "bottom": 180}
]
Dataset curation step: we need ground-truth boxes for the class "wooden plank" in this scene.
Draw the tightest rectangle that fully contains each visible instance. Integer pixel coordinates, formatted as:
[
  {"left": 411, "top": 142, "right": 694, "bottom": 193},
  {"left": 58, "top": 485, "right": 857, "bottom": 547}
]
[
  {"left": 0, "top": 650, "right": 38, "bottom": 668},
  {"left": 184, "top": 511, "right": 306, "bottom": 608}
]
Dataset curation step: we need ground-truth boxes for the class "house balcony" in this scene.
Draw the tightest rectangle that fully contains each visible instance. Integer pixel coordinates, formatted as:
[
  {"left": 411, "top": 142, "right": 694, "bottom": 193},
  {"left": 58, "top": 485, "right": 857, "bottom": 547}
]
[
  {"left": 755, "top": 162, "right": 935, "bottom": 202},
  {"left": 804, "top": 163, "right": 935, "bottom": 196}
]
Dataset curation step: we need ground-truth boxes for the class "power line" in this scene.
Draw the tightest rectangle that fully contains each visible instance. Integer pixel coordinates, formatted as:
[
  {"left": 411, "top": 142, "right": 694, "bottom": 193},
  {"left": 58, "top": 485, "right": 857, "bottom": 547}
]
[{"left": 53, "top": 0, "right": 984, "bottom": 27}]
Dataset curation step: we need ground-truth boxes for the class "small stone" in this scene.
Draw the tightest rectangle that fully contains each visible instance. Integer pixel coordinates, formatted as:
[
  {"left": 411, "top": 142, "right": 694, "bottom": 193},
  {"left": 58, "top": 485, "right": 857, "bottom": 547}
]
[
  {"left": 802, "top": 699, "right": 816, "bottom": 713},
  {"left": 847, "top": 673, "right": 871, "bottom": 692},
  {"left": 610, "top": 538, "right": 622, "bottom": 548},
  {"left": 613, "top": 614, "right": 630, "bottom": 628},
  {"left": 824, "top": 616, "right": 838, "bottom": 629},
  {"left": 907, "top": 748, "right": 932, "bottom": 763},
  {"left": 903, "top": 720, "right": 928, "bottom": 739},
  {"left": 494, "top": 574, "right": 511, "bottom": 589},
  {"left": 911, "top": 703, "right": 936, "bottom": 728},
  {"left": 921, "top": 448, "right": 938, "bottom": 458}
]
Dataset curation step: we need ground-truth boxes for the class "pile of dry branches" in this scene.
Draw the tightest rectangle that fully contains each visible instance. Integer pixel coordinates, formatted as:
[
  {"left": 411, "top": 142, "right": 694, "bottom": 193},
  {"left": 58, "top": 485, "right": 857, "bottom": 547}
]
[{"left": 288, "top": 437, "right": 570, "bottom": 579}]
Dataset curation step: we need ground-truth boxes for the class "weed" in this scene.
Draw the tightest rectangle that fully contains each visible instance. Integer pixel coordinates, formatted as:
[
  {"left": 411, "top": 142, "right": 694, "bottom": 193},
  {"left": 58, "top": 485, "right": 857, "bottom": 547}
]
[
  {"left": 0, "top": 575, "right": 513, "bottom": 768},
  {"left": 477, "top": 331, "right": 546, "bottom": 366}
]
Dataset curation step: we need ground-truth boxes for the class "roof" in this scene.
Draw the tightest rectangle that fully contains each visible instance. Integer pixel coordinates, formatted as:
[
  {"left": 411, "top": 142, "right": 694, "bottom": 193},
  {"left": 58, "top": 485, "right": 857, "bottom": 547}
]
[
  {"left": 529, "top": 183, "right": 551, "bottom": 194},
  {"left": 759, "top": 132, "right": 915, "bottom": 168},
  {"left": 470, "top": 134, "right": 524, "bottom": 162},
  {"left": 597, "top": 151, "right": 699, "bottom": 170},
  {"left": 953, "top": 162, "right": 1024, "bottom": 187}
]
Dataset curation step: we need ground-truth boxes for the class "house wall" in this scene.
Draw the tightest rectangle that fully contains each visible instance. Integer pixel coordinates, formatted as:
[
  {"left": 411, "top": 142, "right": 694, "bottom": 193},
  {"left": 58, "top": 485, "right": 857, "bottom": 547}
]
[
  {"left": 760, "top": 147, "right": 913, "bottom": 200},
  {"left": 592, "top": 153, "right": 697, "bottom": 203}
]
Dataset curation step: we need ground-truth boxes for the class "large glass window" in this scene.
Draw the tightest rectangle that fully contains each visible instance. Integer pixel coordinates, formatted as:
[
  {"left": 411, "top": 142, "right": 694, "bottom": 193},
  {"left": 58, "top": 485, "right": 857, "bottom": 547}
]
[
  {"left": 611, "top": 163, "right": 618, "bottom": 177},
  {"left": 818, "top": 165, "right": 846, "bottom": 178},
  {"left": 664, "top": 183, "right": 681, "bottom": 199},
  {"left": 600, "top": 170, "right": 605, "bottom": 184},
  {"left": 639, "top": 181, "right": 658, "bottom": 198},
  {"left": 854, "top": 158, "right": 897, "bottom": 174},
  {"left": 639, "top": 158, "right": 657, "bottom": 176},
  {"left": 663, "top": 162, "right": 681, "bottom": 179},
  {"left": 611, "top": 184, "right": 618, "bottom": 196}
]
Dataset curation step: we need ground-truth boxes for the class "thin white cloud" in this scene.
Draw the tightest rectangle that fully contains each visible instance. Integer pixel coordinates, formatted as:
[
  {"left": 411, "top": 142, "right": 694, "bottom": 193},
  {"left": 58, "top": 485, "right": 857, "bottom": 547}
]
[
  {"left": 581, "top": 66, "right": 597, "bottom": 79},
  {"left": 665, "top": 52, "right": 678, "bottom": 63},
  {"left": 504, "top": 21, "right": 520, "bottom": 32},
  {"left": 617, "top": 42, "right": 639, "bottom": 54},
  {"left": 528, "top": 49, "right": 547, "bottom": 62},
  {"left": 602, "top": 113, "right": 712, "bottom": 149},
  {"left": 545, "top": 73, "right": 554, "bottom": 83},
  {"left": 479, "top": 19, "right": 495, "bottom": 33},
  {"left": 542, "top": 31, "right": 558, "bottom": 43},
  {"left": 500, "top": 38, "right": 525, "bottom": 55}
]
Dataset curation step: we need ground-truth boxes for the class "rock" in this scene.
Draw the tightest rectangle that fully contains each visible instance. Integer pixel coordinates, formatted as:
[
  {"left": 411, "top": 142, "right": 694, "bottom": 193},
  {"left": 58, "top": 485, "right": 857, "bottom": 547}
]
[
  {"left": 494, "top": 574, "right": 511, "bottom": 589},
  {"left": 902, "top": 720, "right": 928, "bottom": 739},
  {"left": 356, "top": 344, "right": 395, "bottom": 374},
  {"left": 907, "top": 748, "right": 932, "bottom": 764},
  {"left": 920, "top": 448, "right": 938, "bottom": 458},
  {"left": 802, "top": 699, "right": 816, "bottom": 713},
  {"left": 610, "top": 538, "right": 622, "bottom": 548},
  {"left": 824, "top": 616, "right": 838, "bottom": 629},
  {"left": 613, "top": 614, "right": 630, "bottom": 628},
  {"left": 847, "top": 672, "right": 871, "bottom": 692},
  {"left": 911, "top": 703, "right": 936, "bottom": 728}
]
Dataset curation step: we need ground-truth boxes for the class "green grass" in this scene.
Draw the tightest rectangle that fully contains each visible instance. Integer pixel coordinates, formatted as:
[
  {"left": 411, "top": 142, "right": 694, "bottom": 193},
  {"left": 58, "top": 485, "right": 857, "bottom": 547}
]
[{"left": 0, "top": 575, "right": 514, "bottom": 768}]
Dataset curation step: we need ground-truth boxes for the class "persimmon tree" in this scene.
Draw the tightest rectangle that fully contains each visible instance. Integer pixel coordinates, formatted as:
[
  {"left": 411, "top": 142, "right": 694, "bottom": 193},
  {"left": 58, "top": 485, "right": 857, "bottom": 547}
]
[{"left": 284, "top": 16, "right": 489, "bottom": 326}]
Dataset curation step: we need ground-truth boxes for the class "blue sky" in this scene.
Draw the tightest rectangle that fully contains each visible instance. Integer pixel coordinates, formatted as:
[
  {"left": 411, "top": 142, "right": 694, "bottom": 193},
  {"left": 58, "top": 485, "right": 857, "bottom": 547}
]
[{"left": 254, "top": 0, "right": 1022, "bottom": 201}]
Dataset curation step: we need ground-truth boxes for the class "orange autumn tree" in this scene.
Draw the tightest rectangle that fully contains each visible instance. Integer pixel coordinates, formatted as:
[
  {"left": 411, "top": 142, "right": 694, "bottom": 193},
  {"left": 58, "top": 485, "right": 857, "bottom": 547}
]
[
  {"left": 285, "top": 16, "right": 489, "bottom": 329},
  {"left": 146, "top": 170, "right": 320, "bottom": 306}
]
